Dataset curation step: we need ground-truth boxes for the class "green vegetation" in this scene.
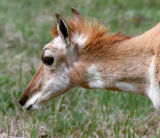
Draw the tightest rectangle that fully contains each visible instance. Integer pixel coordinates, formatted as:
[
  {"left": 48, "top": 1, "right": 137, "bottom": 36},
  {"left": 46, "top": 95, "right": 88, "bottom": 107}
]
[{"left": 0, "top": 0, "right": 160, "bottom": 137}]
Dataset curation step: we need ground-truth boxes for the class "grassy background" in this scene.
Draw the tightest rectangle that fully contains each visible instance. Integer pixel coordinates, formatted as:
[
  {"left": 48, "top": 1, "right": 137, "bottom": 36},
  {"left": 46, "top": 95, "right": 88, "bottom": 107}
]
[{"left": 1, "top": 0, "right": 160, "bottom": 137}]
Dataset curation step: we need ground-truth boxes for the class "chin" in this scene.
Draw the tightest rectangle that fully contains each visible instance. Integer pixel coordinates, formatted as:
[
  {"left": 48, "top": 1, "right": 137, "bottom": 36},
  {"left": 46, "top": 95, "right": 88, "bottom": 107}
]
[
  {"left": 31, "top": 104, "right": 41, "bottom": 110},
  {"left": 23, "top": 104, "right": 41, "bottom": 111}
]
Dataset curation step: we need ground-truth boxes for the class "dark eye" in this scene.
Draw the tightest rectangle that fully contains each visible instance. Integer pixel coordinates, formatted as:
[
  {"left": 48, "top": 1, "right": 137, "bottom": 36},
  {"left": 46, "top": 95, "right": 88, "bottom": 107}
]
[{"left": 42, "top": 57, "right": 54, "bottom": 65}]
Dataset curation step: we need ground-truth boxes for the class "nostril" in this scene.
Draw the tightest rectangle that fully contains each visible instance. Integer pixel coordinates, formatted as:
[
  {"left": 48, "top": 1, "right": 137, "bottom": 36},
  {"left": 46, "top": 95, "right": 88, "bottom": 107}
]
[{"left": 19, "top": 96, "right": 28, "bottom": 106}]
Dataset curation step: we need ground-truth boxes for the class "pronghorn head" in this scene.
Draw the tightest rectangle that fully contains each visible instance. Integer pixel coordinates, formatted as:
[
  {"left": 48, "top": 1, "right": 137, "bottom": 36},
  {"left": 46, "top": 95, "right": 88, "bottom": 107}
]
[
  {"left": 19, "top": 8, "right": 132, "bottom": 110},
  {"left": 19, "top": 8, "right": 86, "bottom": 110},
  {"left": 19, "top": 8, "right": 160, "bottom": 111}
]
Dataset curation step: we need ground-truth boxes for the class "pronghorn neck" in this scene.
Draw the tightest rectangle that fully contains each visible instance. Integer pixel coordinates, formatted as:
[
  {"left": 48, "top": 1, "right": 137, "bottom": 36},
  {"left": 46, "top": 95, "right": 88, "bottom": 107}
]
[
  {"left": 70, "top": 40, "right": 150, "bottom": 94},
  {"left": 70, "top": 23, "right": 160, "bottom": 99}
]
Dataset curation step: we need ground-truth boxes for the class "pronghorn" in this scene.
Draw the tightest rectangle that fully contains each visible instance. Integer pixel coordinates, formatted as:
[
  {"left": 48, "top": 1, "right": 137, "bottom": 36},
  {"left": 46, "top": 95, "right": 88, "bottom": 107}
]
[{"left": 19, "top": 8, "right": 160, "bottom": 110}]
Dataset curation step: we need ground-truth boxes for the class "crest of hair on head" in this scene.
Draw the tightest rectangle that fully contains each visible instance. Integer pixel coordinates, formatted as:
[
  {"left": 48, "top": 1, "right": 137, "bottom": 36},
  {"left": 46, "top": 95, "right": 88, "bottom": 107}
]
[{"left": 51, "top": 15, "right": 131, "bottom": 56}]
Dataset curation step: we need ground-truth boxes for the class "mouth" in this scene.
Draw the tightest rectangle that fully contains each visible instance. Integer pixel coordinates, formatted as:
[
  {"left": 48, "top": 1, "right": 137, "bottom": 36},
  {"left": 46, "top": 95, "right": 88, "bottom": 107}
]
[
  {"left": 26, "top": 104, "right": 33, "bottom": 110},
  {"left": 21, "top": 93, "right": 42, "bottom": 110},
  {"left": 20, "top": 90, "right": 68, "bottom": 110},
  {"left": 23, "top": 102, "right": 40, "bottom": 111},
  {"left": 24, "top": 99, "right": 39, "bottom": 110}
]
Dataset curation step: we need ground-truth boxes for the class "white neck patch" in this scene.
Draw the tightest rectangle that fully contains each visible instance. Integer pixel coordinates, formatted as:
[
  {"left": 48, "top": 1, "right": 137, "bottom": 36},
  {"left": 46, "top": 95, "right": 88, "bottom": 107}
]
[
  {"left": 147, "top": 56, "right": 160, "bottom": 110},
  {"left": 87, "top": 64, "right": 104, "bottom": 88},
  {"left": 115, "top": 81, "right": 137, "bottom": 92}
]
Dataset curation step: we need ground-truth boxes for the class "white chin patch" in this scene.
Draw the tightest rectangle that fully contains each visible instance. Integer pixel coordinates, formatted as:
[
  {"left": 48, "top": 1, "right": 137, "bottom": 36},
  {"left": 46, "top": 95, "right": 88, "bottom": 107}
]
[{"left": 30, "top": 104, "right": 40, "bottom": 110}]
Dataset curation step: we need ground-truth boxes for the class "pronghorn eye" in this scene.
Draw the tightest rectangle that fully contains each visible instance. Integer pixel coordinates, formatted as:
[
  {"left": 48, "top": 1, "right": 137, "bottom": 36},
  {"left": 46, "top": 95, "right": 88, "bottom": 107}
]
[{"left": 42, "top": 57, "right": 54, "bottom": 65}]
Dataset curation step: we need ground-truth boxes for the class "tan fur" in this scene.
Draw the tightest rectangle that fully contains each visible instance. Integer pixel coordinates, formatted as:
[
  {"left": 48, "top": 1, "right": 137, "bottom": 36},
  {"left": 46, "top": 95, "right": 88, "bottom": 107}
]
[
  {"left": 51, "top": 16, "right": 158, "bottom": 95},
  {"left": 20, "top": 11, "right": 160, "bottom": 109}
]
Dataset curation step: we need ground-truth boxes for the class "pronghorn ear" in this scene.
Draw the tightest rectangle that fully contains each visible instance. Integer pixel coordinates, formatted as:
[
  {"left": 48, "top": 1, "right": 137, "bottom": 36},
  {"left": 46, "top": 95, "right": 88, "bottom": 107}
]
[
  {"left": 71, "top": 7, "right": 83, "bottom": 21},
  {"left": 55, "top": 13, "right": 70, "bottom": 47}
]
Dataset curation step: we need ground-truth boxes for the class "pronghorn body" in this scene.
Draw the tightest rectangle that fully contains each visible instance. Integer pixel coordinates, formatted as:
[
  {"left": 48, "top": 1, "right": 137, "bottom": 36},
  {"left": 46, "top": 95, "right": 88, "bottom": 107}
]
[{"left": 19, "top": 8, "right": 160, "bottom": 110}]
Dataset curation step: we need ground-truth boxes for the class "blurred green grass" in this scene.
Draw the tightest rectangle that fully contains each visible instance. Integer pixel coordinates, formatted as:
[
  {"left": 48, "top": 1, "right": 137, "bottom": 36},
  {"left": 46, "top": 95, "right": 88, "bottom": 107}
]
[{"left": 0, "top": 0, "right": 160, "bottom": 137}]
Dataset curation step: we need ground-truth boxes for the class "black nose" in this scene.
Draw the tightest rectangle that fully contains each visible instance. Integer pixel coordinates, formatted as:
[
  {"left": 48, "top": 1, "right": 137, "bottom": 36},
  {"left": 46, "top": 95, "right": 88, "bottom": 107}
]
[
  {"left": 19, "top": 96, "right": 29, "bottom": 106},
  {"left": 19, "top": 99, "right": 24, "bottom": 106}
]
